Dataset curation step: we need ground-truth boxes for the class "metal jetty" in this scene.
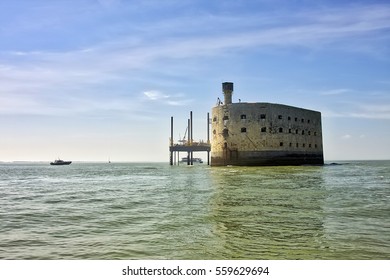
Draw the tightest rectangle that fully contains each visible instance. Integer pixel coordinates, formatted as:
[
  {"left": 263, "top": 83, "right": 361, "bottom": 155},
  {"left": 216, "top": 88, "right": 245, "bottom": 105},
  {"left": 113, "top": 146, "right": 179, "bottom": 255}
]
[{"left": 169, "top": 111, "right": 211, "bottom": 165}]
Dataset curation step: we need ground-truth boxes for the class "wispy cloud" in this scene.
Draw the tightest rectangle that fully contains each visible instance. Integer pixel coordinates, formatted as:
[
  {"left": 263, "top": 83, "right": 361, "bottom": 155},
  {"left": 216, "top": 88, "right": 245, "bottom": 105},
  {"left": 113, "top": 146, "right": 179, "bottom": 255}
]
[
  {"left": 143, "top": 90, "right": 169, "bottom": 101},
  {"left": 1, "top": 2, "right": 389, "bottom": 117},
  {"left": 350, "top": 104, "right": 390, "bottom": 119},
  {"left": 143, "top": 90, "right": 192, "bottom": 106},
  {"left": 322, "top": 100, "right": 390, "bottom": 120},
  {"left": 3, "top": 3, "right": 390, "bottom": 58},
  {"left": 319, "top": 89, "right": 353, "bottom": 96}
]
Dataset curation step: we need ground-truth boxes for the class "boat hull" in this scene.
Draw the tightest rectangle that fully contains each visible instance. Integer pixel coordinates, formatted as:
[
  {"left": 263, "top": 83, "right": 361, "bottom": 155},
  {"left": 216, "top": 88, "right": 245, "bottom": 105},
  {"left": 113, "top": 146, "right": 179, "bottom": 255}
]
[{"left": 50, "top": 161, "right": 72, "bottom": 165}]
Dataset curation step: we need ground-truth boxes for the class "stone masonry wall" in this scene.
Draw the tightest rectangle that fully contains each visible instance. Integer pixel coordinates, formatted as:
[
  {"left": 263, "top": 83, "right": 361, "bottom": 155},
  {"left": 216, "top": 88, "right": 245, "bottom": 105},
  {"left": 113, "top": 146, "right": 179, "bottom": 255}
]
[{"left": 211, "top": 102, "right": 324, "bottom": 166}]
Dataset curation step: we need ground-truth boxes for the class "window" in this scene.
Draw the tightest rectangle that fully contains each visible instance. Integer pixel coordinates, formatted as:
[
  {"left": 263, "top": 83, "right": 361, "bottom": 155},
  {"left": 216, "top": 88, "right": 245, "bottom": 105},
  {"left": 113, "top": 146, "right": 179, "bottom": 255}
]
[
  {"left": 223, "top": 115, "right": 229, "bottom": 126},
  {"left": 295, "top": 117, "right": 298, "bottom": 122},
  {"left": 241, "top": 114, "right": 246, "bottom": 120},
  {"left": 289, "top": 143, "right": 292, "bottom": 147},
  {"left": 308, "top": 119, "right": 310, "bottom": 124},
  {"left": 279, "top": 127, "right": 283, "bottom": 133},
  {"left": 295, "top": 129, "right": 299, "bottom": 134},
  {"left": 280, "top": 142, "right": 284, "bottom": 146},
  {"left": 314, "top": 132, "right": 317, "bottom": 136},
  {"left": 302, "top": 143, "right": 306, "bottom": 147},
  {"left": 315, "top": 144, "right": 318, "bottom": 148},
  {"left": 278, "top": 115, "right": 283, "bottom": 119},
  {"left": 308, "top": 131, "right": 311, "bottom": 135},
  {"left": 260, "top": 114, "right": 266, "bottom": 119},
  {"left": 301, "top": 118, "right": 304, "bottom": 123},
  {"left": 213, "top": 129, "right": 216, "bottom": 135},
  {"left": 223, "top": 129, "right": 229, "bottom": 137},
  {"left": 261, "top": 127, "right": 266, "bottom": 132},
  {"left": 309, "top": 144, "right": 312, "bottom": 148},
  {"left": 241, "top": 127, "right": 247, "bottom": 133},
  {"left": 289, "top": 128, "right": 292, "bottom": 133},
  {"left": 296, "top": 143, "right": 299, "bottom": 148},
  {"left": 302, "top": 130, "right": 305, "bottom": 135},
  {"left": 213, "top": 116, "right": 217, "bottom": 122},
  {"left": 288, "top": 116, "right": 291, "bottom": 121}
]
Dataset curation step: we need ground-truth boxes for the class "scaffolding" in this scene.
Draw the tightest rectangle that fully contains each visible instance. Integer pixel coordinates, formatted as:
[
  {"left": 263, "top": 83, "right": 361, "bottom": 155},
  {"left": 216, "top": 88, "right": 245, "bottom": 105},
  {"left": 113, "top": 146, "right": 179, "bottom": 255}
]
[{"left": 169, "top": 111, "right": 211, "bottom": 165}]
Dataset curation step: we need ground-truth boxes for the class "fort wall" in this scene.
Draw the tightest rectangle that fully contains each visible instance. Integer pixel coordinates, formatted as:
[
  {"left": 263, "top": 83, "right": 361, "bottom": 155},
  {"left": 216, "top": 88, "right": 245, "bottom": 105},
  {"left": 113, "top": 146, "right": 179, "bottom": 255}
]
[{"left": 211, "top": 102, "right": 324, "bottom": 166}]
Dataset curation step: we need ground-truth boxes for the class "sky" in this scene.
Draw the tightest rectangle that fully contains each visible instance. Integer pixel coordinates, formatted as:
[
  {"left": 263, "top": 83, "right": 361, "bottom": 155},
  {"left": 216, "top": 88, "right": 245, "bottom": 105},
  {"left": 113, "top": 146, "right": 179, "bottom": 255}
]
[{"left": 0, "top": 0, "right": 389, "bottom": 162}]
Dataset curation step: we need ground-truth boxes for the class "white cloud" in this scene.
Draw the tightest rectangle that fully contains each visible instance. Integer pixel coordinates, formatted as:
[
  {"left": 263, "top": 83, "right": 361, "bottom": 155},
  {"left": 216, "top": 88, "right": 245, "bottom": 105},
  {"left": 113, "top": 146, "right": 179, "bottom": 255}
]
[
  {"left": 318, "top": 88, "right": 390, "bottom": 120},
  {"left": 143, "top": 90, "right": 169, "bottom": 101},
  {"left": 323, "top": 106, "right": 390, "bottom": 120},
  {"left": 349, "top": 104, "right": 390, "bottom": 119},
  {"left": 341, "top": 134, "right": 352, "bottom": 140},
  {"left": 5, "top": 3, "right": 390, "bottom": 63},
  {"left": 142, "top": 90, "right": 192, "bottom": 106},
  {"left": 1, "top": 2, "right": 389, "bottom": 117}
]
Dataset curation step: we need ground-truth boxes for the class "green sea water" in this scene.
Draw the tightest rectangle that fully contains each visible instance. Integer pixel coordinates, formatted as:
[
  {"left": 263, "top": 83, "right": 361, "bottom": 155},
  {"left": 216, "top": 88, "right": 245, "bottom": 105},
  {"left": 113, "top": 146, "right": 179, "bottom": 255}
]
[{"left": 0, "top": 161, "right": 389, "bottom": 259}]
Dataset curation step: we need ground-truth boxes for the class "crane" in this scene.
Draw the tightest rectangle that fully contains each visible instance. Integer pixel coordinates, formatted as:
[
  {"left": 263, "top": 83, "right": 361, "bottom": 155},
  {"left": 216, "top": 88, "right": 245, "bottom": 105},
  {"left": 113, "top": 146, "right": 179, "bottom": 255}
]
[{"left": 178, "top": 126, "right": 188, "bottom": 144}]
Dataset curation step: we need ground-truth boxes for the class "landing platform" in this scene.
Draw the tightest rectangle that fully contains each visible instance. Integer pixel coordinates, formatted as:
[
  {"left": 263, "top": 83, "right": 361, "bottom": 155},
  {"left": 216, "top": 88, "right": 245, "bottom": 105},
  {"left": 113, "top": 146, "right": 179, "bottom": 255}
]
[{"left": 169, "top": 143, "right": 210, "bottom": 152}]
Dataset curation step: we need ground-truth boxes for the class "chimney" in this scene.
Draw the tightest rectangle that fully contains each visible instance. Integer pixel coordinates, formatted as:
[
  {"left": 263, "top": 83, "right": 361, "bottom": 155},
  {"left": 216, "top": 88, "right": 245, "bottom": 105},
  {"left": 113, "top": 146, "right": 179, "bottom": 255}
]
[{"left": 222, "top": 82, "right": 233, "bottom": 105}]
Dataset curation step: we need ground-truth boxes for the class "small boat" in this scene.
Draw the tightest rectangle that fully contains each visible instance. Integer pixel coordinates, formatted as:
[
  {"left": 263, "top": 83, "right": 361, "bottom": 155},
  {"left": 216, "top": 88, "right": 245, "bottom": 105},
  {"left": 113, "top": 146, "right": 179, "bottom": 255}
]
[
  {"left": 50, "top": 159, "right": 72, "bottom": 165},
  {"left": 180, "top": 157, "right": 203, "bottom": 163}
]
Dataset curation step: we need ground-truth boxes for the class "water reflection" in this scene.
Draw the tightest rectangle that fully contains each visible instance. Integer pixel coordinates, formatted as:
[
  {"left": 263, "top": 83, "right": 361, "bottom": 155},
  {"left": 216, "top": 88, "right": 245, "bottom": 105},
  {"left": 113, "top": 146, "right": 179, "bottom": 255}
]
[{"left": 207, "top": 166, "right": 328, "bottom": 259}]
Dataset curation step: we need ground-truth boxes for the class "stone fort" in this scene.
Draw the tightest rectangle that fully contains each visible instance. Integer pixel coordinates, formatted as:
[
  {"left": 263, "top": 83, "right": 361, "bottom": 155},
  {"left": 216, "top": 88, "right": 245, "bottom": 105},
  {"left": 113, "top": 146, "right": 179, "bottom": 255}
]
[{"left": 211, "top": 82, "right": 324, "bottom": 166}]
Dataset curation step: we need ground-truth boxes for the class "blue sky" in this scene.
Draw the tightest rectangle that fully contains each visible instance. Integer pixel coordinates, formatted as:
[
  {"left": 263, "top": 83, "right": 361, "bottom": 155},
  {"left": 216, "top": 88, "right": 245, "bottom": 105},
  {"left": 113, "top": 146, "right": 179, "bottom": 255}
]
[{"left": 1, "top": 0, "right": 389, "bottom": 162}]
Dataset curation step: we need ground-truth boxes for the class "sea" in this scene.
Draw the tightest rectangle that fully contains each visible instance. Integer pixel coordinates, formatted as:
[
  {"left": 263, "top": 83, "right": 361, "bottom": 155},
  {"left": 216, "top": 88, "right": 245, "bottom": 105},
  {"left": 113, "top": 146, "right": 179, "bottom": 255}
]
[{"left": 0, "top": 161, "right": 389, "bottom": 260}]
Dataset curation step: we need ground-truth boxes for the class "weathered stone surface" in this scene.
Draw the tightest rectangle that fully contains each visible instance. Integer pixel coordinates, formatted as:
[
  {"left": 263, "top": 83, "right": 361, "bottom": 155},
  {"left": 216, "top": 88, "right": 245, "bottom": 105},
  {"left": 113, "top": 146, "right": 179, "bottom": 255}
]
[{"left": 211, "top": 102, "right": 324, "bottom": 166}]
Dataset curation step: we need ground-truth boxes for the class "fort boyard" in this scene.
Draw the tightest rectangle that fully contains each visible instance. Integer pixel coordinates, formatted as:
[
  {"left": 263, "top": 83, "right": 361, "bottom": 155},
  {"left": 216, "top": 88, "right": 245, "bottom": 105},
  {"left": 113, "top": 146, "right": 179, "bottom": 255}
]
[{"left": 211, "top": 82, "right": 324, "bottom": 166}]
